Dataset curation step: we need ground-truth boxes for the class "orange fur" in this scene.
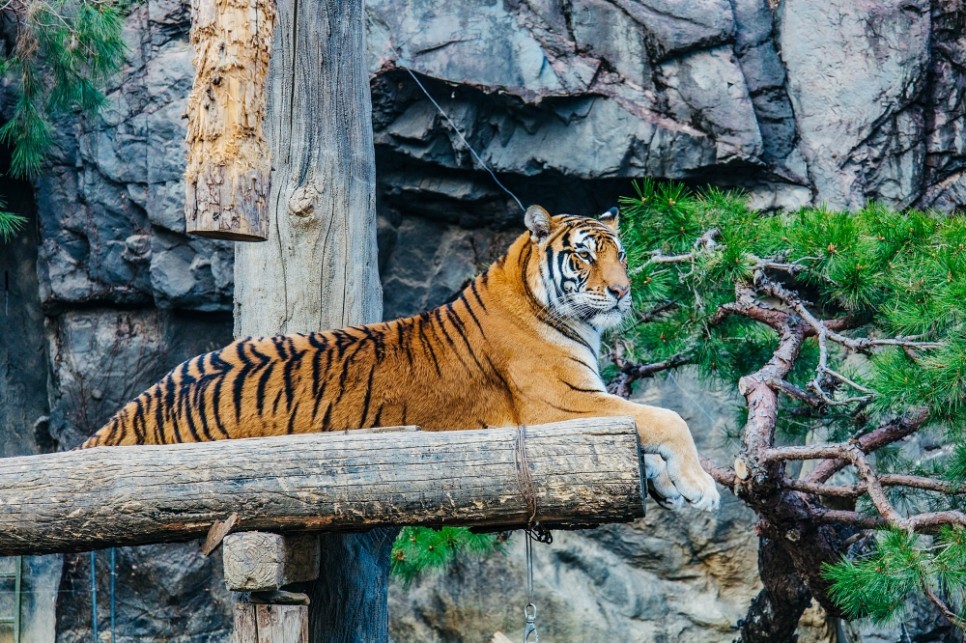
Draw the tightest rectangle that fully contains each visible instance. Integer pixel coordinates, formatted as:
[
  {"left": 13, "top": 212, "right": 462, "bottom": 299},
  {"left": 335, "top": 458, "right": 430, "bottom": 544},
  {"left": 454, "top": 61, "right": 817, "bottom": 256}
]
[{"left": 83, "top": 207, "right": 719, "bottom": 510}]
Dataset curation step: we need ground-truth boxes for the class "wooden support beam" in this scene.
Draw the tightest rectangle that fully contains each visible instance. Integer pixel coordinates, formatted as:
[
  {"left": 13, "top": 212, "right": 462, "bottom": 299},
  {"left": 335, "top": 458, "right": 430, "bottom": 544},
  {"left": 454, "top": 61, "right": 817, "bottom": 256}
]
[
  {"left": 0, "top": 418, "right": 645, "bottom": 556},
  {"left": 224, "top": 533, "right": 320, "bottom": 592}
]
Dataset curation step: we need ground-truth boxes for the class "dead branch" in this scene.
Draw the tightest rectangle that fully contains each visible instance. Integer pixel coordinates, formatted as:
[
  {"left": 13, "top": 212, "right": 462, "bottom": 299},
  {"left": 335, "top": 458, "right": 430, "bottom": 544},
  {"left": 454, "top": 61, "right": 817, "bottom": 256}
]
[
  {"left": 702, "top": 459, "right": 736, "bottom": 487},
  {"left": 767, "top": 378, "right": 825, "bottom": 408}
]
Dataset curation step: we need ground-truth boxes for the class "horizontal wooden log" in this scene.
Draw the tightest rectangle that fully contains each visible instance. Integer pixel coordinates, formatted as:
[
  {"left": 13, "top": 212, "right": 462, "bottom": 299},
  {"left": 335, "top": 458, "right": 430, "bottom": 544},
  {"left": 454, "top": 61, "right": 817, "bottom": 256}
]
[{"left": 0, "top": 418, "right": 644, "bottom": 556}]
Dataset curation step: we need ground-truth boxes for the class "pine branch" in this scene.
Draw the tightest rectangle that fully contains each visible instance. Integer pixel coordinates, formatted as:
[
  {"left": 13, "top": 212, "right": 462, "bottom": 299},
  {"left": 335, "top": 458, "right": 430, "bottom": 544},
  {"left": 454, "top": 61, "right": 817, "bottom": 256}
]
[
  {"left": 922, "top": 582, "right": 966, "bottom": 632},
  {"left": 618, "top": 181, "right": 966, "bottom": 627},
  {"left": 786, "top": 475, "right": 966, "bottom": 498},
  {"left": 767, "top": 378, "right": 824, "bottom": 408},
  {"left": 702, "top": 459, "right": 736, "bottom": 487},
  {"left": 713, "top": 282, "right": 790, "bottom": 330},
  {"left": 813, "top": 509, "right": 966, "bottom": 533},
  {"left": 805, "top": 407, "right": 930, "bottom": 483}
]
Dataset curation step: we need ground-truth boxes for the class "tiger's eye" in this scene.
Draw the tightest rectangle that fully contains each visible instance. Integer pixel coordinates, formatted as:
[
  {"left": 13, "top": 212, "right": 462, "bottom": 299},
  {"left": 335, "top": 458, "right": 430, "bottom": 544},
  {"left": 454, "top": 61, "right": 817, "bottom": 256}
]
[{"left": 576, "top": 251, "right": 593, "bottom": 263}]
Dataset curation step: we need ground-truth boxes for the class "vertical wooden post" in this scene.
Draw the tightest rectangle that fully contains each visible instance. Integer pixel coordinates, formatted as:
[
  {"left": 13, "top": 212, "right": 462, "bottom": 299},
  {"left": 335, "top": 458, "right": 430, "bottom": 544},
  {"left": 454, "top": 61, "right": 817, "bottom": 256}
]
[
  {"left": 232, "top": 0, "right": 388, "bottom": 641},
  {"left": 233, "top": 603, "right": 309, "bottom": 643}
]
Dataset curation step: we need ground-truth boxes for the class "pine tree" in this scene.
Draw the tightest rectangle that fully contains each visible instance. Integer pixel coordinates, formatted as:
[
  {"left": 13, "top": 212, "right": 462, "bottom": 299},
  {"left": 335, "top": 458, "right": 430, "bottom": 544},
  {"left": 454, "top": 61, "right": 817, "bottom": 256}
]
[
  {"left": 0, "top": 0, "right": 126, "bottom": 241},
  {"left": 612, "top": 180, "right": 966, "bottom": 635}
]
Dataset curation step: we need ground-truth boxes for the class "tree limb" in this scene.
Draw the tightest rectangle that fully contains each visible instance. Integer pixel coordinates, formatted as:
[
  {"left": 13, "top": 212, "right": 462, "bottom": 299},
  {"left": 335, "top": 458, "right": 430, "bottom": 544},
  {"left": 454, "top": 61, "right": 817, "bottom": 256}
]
[
  {"left": 922, "top": 581, "right": 966, "bottom": 633},
  {"left": 702, "top": 459, "right": 736, "bottom": 487},
  {"left": 785, "top": 475, "right": 966, "bottom": 498},
  {"left": 805, "top": 407, "right": 930, "bottom": 483}
]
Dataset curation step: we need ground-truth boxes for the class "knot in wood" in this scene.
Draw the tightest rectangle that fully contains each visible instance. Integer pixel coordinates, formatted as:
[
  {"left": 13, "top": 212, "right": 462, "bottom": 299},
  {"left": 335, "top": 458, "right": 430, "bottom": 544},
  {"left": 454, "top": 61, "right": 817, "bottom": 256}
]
[{"left": 288, "top": 185, "right": 319, "bottom": 218}]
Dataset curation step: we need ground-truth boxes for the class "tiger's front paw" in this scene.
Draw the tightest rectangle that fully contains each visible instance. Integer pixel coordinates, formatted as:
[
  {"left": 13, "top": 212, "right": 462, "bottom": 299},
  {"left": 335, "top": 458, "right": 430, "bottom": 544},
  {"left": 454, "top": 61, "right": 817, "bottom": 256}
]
[{"left": 665, "top": 455, "right": 720, "bottom": 512}]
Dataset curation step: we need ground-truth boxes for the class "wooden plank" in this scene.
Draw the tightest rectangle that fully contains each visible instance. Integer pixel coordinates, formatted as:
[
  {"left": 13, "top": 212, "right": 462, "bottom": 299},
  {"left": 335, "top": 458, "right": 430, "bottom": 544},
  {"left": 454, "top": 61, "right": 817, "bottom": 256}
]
[
  {"left": 232, "top": 603, "right": 308, "bottom": 643},
  {"left": 223, "top": 533, "right": 320, "bottom": 591},
  {"left": 0, "top": 418, "right": 645, "bottom": 556},
  {"left": 232, "top": 603, "right": 258, "bottom": 643}
]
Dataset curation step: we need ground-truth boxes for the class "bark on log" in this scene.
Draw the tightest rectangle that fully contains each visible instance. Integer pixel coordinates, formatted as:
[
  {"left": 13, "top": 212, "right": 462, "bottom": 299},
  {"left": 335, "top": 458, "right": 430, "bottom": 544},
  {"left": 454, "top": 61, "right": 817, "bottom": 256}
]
[
  {"left": 232, "top": 0, "right": 386, "bottom": 638},
  {"left": 0, "top": 418, "right": 645, "bottom": 557},
  {"left": 184, "top": 0, "right": 274, "bottom": 240}
]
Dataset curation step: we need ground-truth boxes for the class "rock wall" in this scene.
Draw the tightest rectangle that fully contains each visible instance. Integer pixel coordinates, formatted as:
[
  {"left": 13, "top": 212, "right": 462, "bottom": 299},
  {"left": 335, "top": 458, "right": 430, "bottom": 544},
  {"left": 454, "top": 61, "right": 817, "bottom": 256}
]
[{"left": 2, "top": 0, "right": 965, "bottom": 641}]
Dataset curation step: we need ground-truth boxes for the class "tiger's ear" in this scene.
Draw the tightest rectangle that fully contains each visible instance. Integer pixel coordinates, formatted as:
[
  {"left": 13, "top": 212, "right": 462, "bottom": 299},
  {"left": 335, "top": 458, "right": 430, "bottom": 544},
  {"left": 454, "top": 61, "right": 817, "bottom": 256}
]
[
  {"left": 599, "top": 207, "right": 620, "bottom": 232},
  {"left": 524, "top": 205, "right": 552, "bottom": 242}
]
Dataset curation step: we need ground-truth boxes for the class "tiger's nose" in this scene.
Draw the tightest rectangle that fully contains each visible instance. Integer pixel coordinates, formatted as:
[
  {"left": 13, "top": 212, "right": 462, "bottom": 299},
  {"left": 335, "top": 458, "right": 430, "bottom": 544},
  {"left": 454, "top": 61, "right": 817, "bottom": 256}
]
[{"left": 608, "top": 284, "right": 630, "bottom": 300}]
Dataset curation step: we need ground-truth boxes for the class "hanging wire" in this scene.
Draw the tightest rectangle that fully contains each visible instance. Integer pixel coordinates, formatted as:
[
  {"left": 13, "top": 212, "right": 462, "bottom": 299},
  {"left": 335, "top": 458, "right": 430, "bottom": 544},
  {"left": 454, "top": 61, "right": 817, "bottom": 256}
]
[
  {"left": 89, "top": 551, "right": 98, "bottom": 643},
  {"left": 109, "top": 547, "right": 116, "bottom": 642},
  {"left": 399, "top": 65, "right": 526, "bottom": 214}
]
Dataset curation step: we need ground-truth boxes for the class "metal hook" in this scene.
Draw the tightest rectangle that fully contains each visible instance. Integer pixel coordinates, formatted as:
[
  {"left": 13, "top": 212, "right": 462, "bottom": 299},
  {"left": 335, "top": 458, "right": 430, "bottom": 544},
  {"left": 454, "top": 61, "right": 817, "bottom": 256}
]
[{"left": 523, "top": 602, "right": 538, "bottom": 643}]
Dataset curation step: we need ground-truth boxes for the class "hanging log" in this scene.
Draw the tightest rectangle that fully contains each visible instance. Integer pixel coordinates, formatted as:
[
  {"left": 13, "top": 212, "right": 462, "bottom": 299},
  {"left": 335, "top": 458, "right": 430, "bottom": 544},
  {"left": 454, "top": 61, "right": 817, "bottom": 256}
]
[
  {"left": 184, "top": 0, "right": 275, "bottom": 240},
  {"left": 0, "top": 418, "right": 645, "bottom": 556}
]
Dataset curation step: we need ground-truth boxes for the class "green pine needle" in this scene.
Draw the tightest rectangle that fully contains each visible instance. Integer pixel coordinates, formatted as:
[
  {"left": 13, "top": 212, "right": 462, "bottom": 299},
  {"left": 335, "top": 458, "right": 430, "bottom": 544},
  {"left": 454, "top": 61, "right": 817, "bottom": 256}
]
[
  {"left": 2, "top": 0, "right": 127, "bottom": 179},
  {"left": 617, "top": 180, "right": 966, "bottom": 626},
  {"left": 391, "top": 527, "right": 503, "bottom": 585},
  {"left": 0, "top": 209, "right": 27, "bottom": 242}
]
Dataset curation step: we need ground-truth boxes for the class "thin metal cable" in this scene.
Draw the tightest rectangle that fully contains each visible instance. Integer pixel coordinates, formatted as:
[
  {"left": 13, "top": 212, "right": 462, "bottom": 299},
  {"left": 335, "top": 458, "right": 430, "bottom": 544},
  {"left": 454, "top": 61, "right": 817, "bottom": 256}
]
[
  {"left": 109, "top": 547, "right": 116, "bottom": 642},
  {"left": 526, "top": 534, "right": 533, "bottom": 600},
  {"left": 89, "top": 551, "right": 97, "bottom": 643},
  {"left": 400, "top": 66, "right": 526, "bottom": 213}
]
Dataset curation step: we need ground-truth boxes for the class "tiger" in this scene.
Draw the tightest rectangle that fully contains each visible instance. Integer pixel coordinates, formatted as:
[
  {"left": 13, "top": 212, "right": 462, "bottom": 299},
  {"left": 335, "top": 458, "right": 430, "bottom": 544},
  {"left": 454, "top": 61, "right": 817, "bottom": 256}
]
[{"left": 82, "top": 205, "right": 720, "bottom": 511}]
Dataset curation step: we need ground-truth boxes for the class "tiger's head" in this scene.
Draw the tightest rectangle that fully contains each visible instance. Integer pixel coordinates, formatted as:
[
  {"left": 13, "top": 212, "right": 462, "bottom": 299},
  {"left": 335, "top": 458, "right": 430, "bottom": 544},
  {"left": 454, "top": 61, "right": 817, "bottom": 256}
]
[{"left": 523, "top": 205, "right": 632, "bottom": 331}]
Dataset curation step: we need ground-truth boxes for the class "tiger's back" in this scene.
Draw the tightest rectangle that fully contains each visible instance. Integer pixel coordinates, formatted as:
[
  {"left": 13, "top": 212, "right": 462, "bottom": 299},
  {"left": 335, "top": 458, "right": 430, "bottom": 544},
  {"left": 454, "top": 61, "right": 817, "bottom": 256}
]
[{"left": 83, "top": 301, "right": 517, "bottom": 446}]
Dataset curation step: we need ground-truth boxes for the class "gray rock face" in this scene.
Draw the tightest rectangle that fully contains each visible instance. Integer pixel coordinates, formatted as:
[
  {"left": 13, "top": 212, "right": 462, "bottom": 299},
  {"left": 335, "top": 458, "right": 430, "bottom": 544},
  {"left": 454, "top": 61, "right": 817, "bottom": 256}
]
[
  {"left": 780, "top": 0, "right": 931, "bottom": 209},
  {"left": 0, "top": 179, "right": 48, "bottom": 458},
  {"left": 34, "top": 0, "right": 232, "bottom": 313},
  {"left": 6, "top": 0, "right": 966, "bottom": 641}
]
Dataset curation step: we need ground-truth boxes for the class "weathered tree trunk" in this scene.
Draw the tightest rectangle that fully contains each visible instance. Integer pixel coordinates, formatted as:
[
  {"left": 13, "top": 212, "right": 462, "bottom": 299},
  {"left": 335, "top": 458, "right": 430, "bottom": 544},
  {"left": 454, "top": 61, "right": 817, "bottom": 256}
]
[
  {"left": 0, "top": 419, "right": 644, "bottom": 556},
  {"left": 737, "top": 537, "right": 812, "bottom": 643},
  {"left": 231, "top": 0, "right": 392, "bottom": 639},
  {"left": 184, "top": 0, "right": 274, "bottom": 240}
]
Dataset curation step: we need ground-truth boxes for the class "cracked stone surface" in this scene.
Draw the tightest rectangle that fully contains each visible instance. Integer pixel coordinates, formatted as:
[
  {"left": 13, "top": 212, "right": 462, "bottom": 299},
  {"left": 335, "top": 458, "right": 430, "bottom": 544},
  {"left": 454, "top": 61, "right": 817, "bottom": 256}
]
[{"left": 5, "top": 0, "right": 966, "bottom": 640}]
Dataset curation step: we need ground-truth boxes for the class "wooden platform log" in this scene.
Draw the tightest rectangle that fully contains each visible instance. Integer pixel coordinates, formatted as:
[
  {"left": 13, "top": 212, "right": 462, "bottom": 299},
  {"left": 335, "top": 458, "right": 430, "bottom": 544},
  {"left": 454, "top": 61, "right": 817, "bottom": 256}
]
[{"left": 0, "top": 418, "right": 645, "bottom": 556}]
